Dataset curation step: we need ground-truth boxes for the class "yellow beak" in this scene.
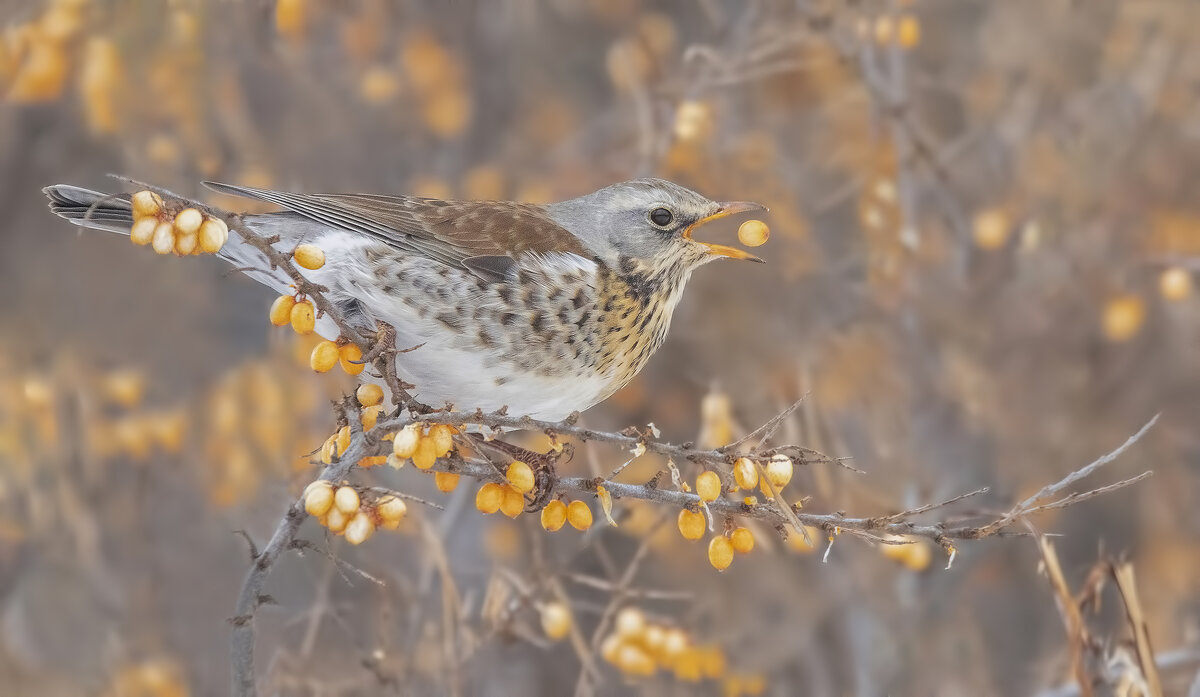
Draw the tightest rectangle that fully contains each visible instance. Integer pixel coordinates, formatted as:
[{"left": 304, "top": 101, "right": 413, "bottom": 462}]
[{"left": 682, "top": 201, "right": 768, "bottom": 262}]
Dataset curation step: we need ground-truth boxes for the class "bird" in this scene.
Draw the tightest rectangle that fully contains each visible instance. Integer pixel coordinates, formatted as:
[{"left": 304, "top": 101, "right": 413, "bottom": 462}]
[{"left": 43, "top": 178, "right": 765, "bottom": 421}]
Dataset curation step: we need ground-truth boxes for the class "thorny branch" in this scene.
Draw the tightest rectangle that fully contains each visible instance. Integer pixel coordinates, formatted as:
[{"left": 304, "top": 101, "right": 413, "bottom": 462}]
[{"left": 127, "top": 183, "right": 1158, "bottom": 696}]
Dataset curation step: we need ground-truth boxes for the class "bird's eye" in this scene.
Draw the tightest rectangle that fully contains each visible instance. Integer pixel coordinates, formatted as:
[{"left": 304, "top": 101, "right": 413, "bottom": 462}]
[{"left": 649, "top": 207, "right": 674, "bottom": 228}]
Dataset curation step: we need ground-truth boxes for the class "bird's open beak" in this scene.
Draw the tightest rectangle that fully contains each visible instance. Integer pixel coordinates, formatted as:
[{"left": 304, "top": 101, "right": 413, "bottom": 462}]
[{"left": 682, "top": 201, "right": 768, "bottom": 262}]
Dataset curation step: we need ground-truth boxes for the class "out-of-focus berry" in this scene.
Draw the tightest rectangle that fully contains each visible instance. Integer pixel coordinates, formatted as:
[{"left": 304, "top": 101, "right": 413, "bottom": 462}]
[
  {"left": 376, "top": 496, "right": 407, "bottom": 529},
  {"left": 356, "top": 383, "right": 384, "bottom": 407},
  {"left": 972, "top": 208, "right": 1010, "bottom": 250},
  {"left": 324, "top": 506, "right": 349, "bottom": 533},
  {"left": 475, "top": 482, "right": 504, "bottom": 514},
  {"left": 733, "top": 458, "right": 758, "bottom": 490},
  {"left": 708, "top": 535, "right": 734, "bottom": 570},
  {"left": 730, "top": 527, "right": 755, "bottom": 554},
  {"left": 737, "top": 220, "right": 769, "bottom": 247},
  {"left": 1159, "top": 267, "right": 1192, "bottom": 302},
  {"left": 615, "top": 606, "right": 645, "bottom": 639},
  {"left": 677, "top": 508, "right": 705, "bottom": 540},
  {"left": 392, "top": 424, "right": 421, "bottom": 459},
  {"left": 434, "top": 471, "right": 459, "bottom": 493},
  {"left": 334, "top": 485, "right": 360, "bottom": 515},
  {"left": 567, "top": 500, "right": 592, "bottom": 530},
  {"left": 130, "top": 218, "right": 157, "bottom": 246},
  {"left": 303, "top": 480, "right": 334, "bottom": 517},
  {"left": 507, "top": 460, "right": 535, "bottom": 494},
  {"left": 269, "top": 295, "right": 296, "bottom": 326},
  {"left": 540, "top": 601, "right": 572, "bottom": 640},
  {"left": 290, "top": 300, "right": 316, "bottom": 335},
  {"left": 541, "top": 499, "right": 567, "bottom": 531},
  {"left": 344, "top": 510, "right": 375, "bottom": 545},
  {"left": 1103, "top": 295, "right": 1145, "bottom": 342},
  {"left": 696, "top": 471, "right": 721, "bottom": 502},
  {"left": 293, "top": 243, "right": 325, "bottom": 270},
  {"left": 309, "top": 341, "right": 339, "bottom": 373},
  {"left": 673, "top": 100, "right": 713, "bottom": 142}
]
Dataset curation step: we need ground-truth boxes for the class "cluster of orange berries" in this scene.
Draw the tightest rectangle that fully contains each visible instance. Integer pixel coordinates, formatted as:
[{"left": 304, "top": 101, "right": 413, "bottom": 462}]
[
  {"left": 128, "top": 191, "right": 228, "bottom": 256},
  {"left": 390, "top": 422, "right": 457, "bottom": 470},
  {"left": 303, "top": 480, "right": 407, "bottom": 545},
  {"left": 600, "top": 607, "right": 741, "bottom": 685}
]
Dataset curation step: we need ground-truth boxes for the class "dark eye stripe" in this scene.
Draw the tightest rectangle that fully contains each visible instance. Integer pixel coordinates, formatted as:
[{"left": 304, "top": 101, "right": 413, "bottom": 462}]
[{"left": 650, "top": 207, "right": 673, "bottom": 227}]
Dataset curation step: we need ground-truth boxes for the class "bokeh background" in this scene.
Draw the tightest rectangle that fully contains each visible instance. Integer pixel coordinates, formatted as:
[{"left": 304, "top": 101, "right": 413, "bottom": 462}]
[{"left": 2, "top": 1, "right": 1199, "bottom": 695}]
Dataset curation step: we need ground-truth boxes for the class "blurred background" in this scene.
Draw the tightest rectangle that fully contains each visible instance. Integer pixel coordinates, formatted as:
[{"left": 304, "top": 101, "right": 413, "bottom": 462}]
[{"left": 2, "top": 0, "right": 1199, "bottom": 695}]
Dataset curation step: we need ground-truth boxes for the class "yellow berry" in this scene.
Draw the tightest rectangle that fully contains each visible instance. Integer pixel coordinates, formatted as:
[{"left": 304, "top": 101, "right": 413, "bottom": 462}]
[
  {"left": 765, "top": 455, "right": 793, "bottom": 489},
  {"left": 376, "top": 495, "right": 407, "bottom": 528},
  {"left": 500, "top": 484, "right": 525, "bottom": 518},
  {"left": 131, "top": 190, "right": 163, "bottom": 219},
  {"left": 434, "top": 471, "right": 460, "bottom": 493},
  {"left": 335, "top": 425, "right": 351, "bottom": 455},
  {"left": 392, "top": 424, "right": 421, "bottom": 458},
  {"left": 173, "top": 231, "right": 197, "bottom": 256},
  {"left": 733, "top": 457, "right": 758, "bottom": 490},
  {"left": 324, "top": 506, "right": 349, "bottom": 533},
  {"left": 737, "top": 219, "right": 770, "bottom": 247},
  {"left": 708, "top": 535, "right": 734, "bottom": 570},
  {"left": 356, "top": 383, "right": 384, "bottom": 407},
  {"left": 896, "top": 15, "right": 921, "bottom": 48},
  {"left": 614, "top": 607, "right": 645, "bottom": 639},
  {"left": 1159, "top": 267, "right": 1192, "bottom": 302},
  {"left": 151, "top": 221, "right": 175, "bottom": 255},
  {"left": 616, "top": 644, "right": 655, "bottom": 676},
  {"left": 173, "top": 208, "right": 203, "bottom": 237},
  {"left": 677, "top": 508, "right": 705, "bottom": 541},
  {"left": 198, "top": 217, "right": 228, "bottom": 253},
  {"left": 696, "top": 471, "right": 721, "bottom": 502},
  {"left": 972, "top": 208, "right": 1010, "bottom": 250},
  {"left": 540, "top": 499, "right": 567, "bottom": 531},
  {"left": 540, "top": 601, "right": 572, "bottom": 641},
  {"left": 338, "top": 343, "right": 365, "bottom": 375},
  {"left": 303, "top": 480, "right": 334, "bottom": 517},
  {"left": 361, "top": 405, "right": 382, "bottom": 431},
  {"left": 730, "top": 527, "right": 755, "bottom": 554},
  {"left": 427, "top": 423, "right": 455, "bottom": 456},
  {"left": 320, "top": 434, "right": 337, "bottom": 464},
  {"left": 309, "top": 340, "right": 339, "bottom": 372},
  {"left": 662, "top": 628, "right": 688, "bottom": 657},
  {"left": 566, "top": 500, "right": 592, "bottom": 530},
  {"left": 506, "top": 460, "right": 535, "bottom": 494},
  {"left": 475, "top": 482, "right": 504, "bottom": 514},
  {"left": 673, "top": 99, "right": 713, "bottom": 141},
  {"left": 293, "top": 243, "right": 326, "bottom": 270},
  {"left": 269, "top": 295, "right": 296, "bottom": 326},
  {"left": 130, "top": 217, "right": 156, "bottom": 246},
  {"left": 344, "top": 510, "right": 375, "bottom": 545},
  {"left": 1103, "top": 294, "right": 1145, "bottom": 342},
  {"left": 600, "top": 634, "right": 623, "bottom": 664},
  {"left": 411, "top": 435, "right": 438, "bottom": 469},
  {"left": 290, "top": 300, "right": 316, "bottom": 334},
  {"left": 333, "top": 485, "right": 360, "bottom": 515}
]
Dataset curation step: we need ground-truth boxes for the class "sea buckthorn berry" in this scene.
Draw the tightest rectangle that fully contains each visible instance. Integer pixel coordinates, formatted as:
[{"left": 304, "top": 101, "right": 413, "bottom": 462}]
[
  {"left": 303, "top": 480, "right": 334, "bottom": 517},
  {"left": 616, "top": 644, "right": 655, "bottom": 676},
  {"left": 972, "top": 208, "right": 1010, "bottom": 250},
  {"left": 427, "top": 424, "right": 455, "bottom": 456},
  {"left": 730, "top": 527, "right": 755, "bottom": 554},
  {"left": 475, "top": 482, "right": 504, "bottom": 514},
  {"left": 309, "top": 340, "right": 339, "bottom": 373},
  {"left": 765, "top": 455, "right": 793, "bottom": 489},
  {"left": 1160, "top": 267, "right": 1192, "bottom": 302},
  {"left": 320, "top": 434, "right": 337, "bottom": 464},
  {"left": 131, "top": 190, "right": 163, "bottom": 219},
  {"left": 708, "top": 535, "right": 734, "bottom": 570},
  {"left": 335, "top": 425, "right": 351, "bottom": 455},
  {"left": 566, "top": 500, "right": 592, "bottom": 530},
  {"left": 356, "top": 383, "right": 384, "bottom": 407},
  {"left": 324, "top": 506, "right": 349, "bottom": 533},
  {"left": 733, "top": 457, "right": 758, "bottom": 490},
  {"left": 434, "top": 471, "right": 460, "bottom": 493},
  {"left": 663, "top": 628, "right": 688, "bottom": 657},
  {"left": 500, "top": 485, "right": 525, "bottom": 518},
  {"left": 376, "top": 496, "right": 407, "bottom": 529},
  {"left": 174, "top": 231, "right": 197, "bottom": 256},
  {"left": 333, "top": 485, "right": 360, "bottom": 515},
  {"left": 173, "top": 208, "right": 203, "bottom": 237},
  {"left": 198, "top": 217, "right": 228, "bottom": 253},
  {"left": 357, "top": 455, "right": 387, "bottom": 467},
  {"left": 338, "top": 343, "right": 365, "bottom": 375},
  {"left": 540, "top": 499, "right": 567, "bottom": 531},
  {"left": 361, "top": 405, "right": 382, "bottom": 431},
  {"left": 506, "top": 460, "right": 535, "bottom": 494},
  {"left": 737, "top": 219, "right": 769, "bottom": 247},
  {"left": 677, "top": 508, "right": 705, "bottom": 540},
  {"left": 614, "top": 607, "right": 645, "bottom": 639},
  {"left": 290, "top": 300, "right": 316, "bottom": 334},
  {"left": 293, "top": 243, "right": 325, "bottom": 270},
  {"left": 880, "top": 536, "right": 932, "bottom": 572},
  {"left": 540, "top": 601, "right": 572, "bottom": 640},
  {"left": 696, "top": 471, "right": 721, "bottom": 502},
  {"left": 344, "top": 511, "right": 375, "bottom": 545},
  {"left": 411, "top": 435, "right": 438, "bottom": 469},
  {"left": 130, "top": 217, "right": 156, "bottom": 246},
  {"left": 151, "top": 221, "right": 175, "bottom": 255},
  {"left": 1103, "top": 295, "right": 1145, "bottom": 342},
  {"left": 392, "top": 424, "right": 421, "bottom": 459},
  {"left": 269, "top": 295, "right": 296, "bottom": 326}
]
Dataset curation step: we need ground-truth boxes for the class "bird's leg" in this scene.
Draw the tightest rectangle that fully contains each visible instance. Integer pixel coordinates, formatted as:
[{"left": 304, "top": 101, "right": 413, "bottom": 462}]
[{"left": 466, "top": 434, "right": 571, "bottom": 511}]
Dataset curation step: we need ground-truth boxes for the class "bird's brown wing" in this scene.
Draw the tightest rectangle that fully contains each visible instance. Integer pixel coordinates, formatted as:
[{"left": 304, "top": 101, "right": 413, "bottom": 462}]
[{"left": 202, "top": 182, "right": 590, "bottom": 275}]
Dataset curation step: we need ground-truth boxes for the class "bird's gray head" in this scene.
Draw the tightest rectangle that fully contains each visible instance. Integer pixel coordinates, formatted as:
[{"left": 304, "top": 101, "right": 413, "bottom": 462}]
[{"left": 544, "top": 178, "right": 765, "bottom": 278}]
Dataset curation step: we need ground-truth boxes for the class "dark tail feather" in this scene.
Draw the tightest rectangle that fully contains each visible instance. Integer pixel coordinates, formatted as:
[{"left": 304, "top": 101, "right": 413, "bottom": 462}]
[{"left": 43, "top": 185, "right": 134, "bottom": 233}]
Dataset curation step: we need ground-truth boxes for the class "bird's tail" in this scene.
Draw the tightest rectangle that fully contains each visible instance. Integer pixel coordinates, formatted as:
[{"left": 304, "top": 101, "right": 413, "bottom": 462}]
[{"left": 42, "top": 183, "right": 294, "bottom": 295}]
